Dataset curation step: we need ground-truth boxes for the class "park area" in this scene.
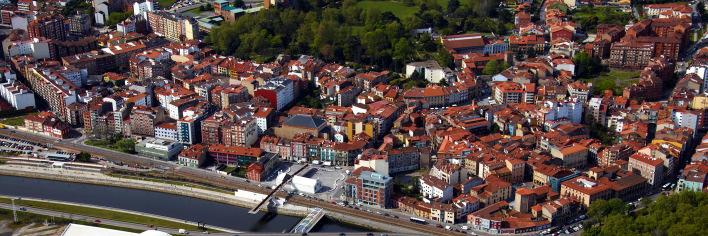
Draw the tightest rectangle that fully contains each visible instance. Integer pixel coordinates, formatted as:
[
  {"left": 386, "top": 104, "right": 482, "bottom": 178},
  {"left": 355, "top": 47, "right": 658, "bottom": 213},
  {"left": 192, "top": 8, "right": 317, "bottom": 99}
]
[
  {"left": 157, "top": 0, "right": 177, "bottom": 9},
  {"left": 571, "top": 6, "right": 633, "bottom": 32},
  {"left": 355, "top": 1, "right": 418, "bottom": 19},
  {"left": 581, "top": 70, "right": 640, "bottom": 95},
  {"left": 355, "top": 0, "right": 450, "bottom": 19}
]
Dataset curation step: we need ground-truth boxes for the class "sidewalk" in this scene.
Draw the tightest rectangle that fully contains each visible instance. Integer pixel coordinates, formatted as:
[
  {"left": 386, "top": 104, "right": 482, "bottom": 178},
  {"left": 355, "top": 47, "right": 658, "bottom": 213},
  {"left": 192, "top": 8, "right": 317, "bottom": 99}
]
[
  {"left": 0, "top": 195, "right": 240, "bottom": 234},
  {"left": 0, "top": 164, "right": 311, "bottom": 221},
  {"left": 0, "top": 202, "right": 234, "bottom": 236}
]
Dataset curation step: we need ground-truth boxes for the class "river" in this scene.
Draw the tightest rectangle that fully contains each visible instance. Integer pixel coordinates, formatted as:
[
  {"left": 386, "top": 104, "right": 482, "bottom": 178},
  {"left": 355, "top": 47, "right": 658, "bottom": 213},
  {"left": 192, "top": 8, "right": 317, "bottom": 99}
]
[{"left": 0, "top": 175, "right": 366, "bottom": 233}]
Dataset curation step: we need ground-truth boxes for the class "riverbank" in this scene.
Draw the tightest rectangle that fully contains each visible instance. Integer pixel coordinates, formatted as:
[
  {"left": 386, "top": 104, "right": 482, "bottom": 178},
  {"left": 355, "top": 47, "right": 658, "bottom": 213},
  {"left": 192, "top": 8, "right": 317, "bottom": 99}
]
[
  {"left": 0, "top": 164, "right": 419, "bottom": 234},
  {"left": 0, "top": 197, "right": 222, "bottom": 233},
  {"left": 0, "top": 165, "right": 310, "bottom": 216}
]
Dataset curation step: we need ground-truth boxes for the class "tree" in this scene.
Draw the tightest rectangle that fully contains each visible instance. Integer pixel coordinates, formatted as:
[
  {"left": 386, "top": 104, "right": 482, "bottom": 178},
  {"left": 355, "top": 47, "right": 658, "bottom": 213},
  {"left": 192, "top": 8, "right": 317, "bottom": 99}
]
[
  {"left": 584, "top": 192, "right": 708, "bottom": 236},
  {"left": 498, "top": 61, "right": 510, "bottom": 73},
  {"left": 489, "top": 124, "right": 500, "bottom": 133},
  {"left": 434, "top": 48, "right": 454, "bottom": 69},
  {"left": 115, "top": 138, "right": 136, "bottom": 154},
  {"left": 393, "top": 38, "right": 414, "bottom": 70},
  {"left": 483, "top": 60, "right": 500, "bottom": 75},
  {"left": 699, "top": 2, "right": 708, "bottom": 22},
  {"left": 75, "top": 152, "right": 92, "bottom": 162},
  {"left": 447, "top": 0, "right": 460, "bottom": 14},
  {"left": 574, "top": 51, "right": 602, "bottom": 78},
  {"left": 587, "top": 198, "right": 628, "bottom": 220},
  {"left": 106, "top": 11, "right": 131, "bottom": 26},
  {"left": 410, "top": 70, "right": 424, "bottom": 81}
]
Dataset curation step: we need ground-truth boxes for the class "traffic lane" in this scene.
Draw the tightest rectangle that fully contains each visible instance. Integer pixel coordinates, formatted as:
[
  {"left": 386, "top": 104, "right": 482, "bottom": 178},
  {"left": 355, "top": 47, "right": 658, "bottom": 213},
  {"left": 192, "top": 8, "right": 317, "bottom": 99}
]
[
  {"left": 287, "top": 197, "right": 462, "bottom": 236},
  {"left": 0, "top": 203, "right": 225, "bottom": 236}
]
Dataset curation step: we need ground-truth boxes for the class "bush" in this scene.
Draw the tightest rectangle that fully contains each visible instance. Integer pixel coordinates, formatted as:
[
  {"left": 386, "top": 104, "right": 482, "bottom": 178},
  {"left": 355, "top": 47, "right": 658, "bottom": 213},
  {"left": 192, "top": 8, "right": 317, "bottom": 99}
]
[{"left": 75, "top": 152, "right": 92, "bottom": 162}]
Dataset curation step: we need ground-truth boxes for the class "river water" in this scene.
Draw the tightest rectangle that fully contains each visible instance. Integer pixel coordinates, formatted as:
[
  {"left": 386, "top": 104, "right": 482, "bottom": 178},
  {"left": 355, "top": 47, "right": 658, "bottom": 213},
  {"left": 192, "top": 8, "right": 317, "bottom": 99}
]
[{"left": 0, "top": 175, "right": 366, "bottom": 233}]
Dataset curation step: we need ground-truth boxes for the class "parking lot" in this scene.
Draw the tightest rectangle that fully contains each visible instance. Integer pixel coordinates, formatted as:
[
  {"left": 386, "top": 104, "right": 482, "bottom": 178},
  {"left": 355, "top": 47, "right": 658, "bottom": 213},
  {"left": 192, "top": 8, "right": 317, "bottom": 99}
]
[
  {"left": 259, "top": 163, "right": 350, "bottom": 200},
  {"left": 0, "top": 134, "right": 46, "bottom": 154}
]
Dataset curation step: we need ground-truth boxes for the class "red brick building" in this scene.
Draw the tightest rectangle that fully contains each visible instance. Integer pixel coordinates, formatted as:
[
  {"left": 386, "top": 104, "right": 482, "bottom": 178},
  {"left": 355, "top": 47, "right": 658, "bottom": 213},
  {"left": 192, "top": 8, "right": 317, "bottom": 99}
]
[
  {"left": 610, "top": 18, "right": 689, "bottom": 68},
  {"left": 246, "top": 153, "right": 279, "bottom": 182},
  {"left": 24, "top": 112, "right": 70, "bottom": 139},
  {"left": 28, "top": 14, "right": 67, "bottom": 41},
  {"left": 608, "top": 42, "right": 655, "bottom": 69}
]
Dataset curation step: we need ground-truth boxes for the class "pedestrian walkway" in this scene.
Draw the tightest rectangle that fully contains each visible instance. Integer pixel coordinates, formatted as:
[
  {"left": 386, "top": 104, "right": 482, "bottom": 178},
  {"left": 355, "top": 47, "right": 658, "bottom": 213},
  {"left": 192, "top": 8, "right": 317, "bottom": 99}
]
[{"left": 290, "top": 208, "right": 325, "bottom": 234}]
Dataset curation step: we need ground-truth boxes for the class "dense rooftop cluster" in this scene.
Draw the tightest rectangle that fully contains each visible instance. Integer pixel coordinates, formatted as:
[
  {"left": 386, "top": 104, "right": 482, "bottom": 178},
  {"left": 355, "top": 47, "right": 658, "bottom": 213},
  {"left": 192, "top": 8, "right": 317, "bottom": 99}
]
[{"left": 0, "top": 0, "right": 707, "bottom": 235}]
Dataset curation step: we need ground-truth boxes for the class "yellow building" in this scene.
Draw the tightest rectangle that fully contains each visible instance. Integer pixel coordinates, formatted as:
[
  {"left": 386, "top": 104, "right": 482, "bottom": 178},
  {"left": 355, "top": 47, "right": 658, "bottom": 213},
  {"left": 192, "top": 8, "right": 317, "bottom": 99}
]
[
  {"left": 560, "top": 176, "right": 612, "bottom": 207},
  {"left": 345, "top": 120, "right": 375, "bottom": 140},
  {"left": 691, "top": 96, "right": 708, "bottom": 109}
]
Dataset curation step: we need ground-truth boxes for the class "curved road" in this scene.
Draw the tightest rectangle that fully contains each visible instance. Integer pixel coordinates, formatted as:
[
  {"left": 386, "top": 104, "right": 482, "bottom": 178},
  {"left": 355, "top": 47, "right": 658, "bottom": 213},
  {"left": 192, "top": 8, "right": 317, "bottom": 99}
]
[
  {"left": 0, "top": 129, "right": 462, "bottom": 236},
  {"left": 0, "top": 203, "right": 221, "bottom": 236}
]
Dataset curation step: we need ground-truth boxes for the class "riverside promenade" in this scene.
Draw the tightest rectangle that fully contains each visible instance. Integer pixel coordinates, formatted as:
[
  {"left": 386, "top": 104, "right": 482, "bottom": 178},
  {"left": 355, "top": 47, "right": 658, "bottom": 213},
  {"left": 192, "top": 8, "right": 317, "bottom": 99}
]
[
  {"left": 0, "top": 164, "right": 427, "bottom": 235},
  {"left": 0, "top": 201, "right": 234, "bottom": 236}
]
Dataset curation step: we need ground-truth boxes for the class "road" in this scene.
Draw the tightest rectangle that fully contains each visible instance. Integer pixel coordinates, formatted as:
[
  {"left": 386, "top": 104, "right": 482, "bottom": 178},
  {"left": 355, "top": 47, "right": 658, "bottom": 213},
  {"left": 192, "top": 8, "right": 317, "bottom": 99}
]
[
  {"left": 0, "top": 203, "right": 223, "bottom": 236},
  {"left": 0, "top": 129, "right": 461, "bottom": 235},
  {"left": 0, "top": 203, "right": 416, "bottom": 236}
]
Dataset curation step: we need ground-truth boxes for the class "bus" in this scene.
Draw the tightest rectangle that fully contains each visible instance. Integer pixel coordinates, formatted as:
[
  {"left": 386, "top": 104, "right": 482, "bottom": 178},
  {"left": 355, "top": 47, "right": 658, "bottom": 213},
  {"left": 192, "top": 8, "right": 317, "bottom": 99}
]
[{"left": 410, "top": 217, "right": 428, "bottom": 224}]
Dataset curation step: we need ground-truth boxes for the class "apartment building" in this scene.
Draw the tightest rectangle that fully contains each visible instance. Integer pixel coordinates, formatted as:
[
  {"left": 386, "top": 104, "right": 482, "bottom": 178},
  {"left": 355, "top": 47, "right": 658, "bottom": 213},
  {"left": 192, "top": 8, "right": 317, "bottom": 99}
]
[
  {"left": 28, "top": 14, "right": 67, "bottom": 41},
  {"left": 560, "top": 176, "right": 613, "bottom": 207},
  {"left": 628, "top": 153, "right": 665, "bottom": 187},
  {"left": 608, "top": 42, "right": 655, "bottom": 69},
  {"left": 129, "top": 106, "right": 167, "bottom": 137},
  {"left": 344, "top": 168, "right": 393, "bottom": 208},
  {"left": 147, "top": 11, "right": 199, "bottom": 42},
  {"left": 129, "top": 48, "right": 174, "bottom": 80},
  {"left": 25, "top": 66, "right": 78, "bottom": 121},
  {"left": 254, "top": 77, "right": 294, "bottom": 112},
  {"left": 0, "top": 67, "right": 34, "bottom": 110}
]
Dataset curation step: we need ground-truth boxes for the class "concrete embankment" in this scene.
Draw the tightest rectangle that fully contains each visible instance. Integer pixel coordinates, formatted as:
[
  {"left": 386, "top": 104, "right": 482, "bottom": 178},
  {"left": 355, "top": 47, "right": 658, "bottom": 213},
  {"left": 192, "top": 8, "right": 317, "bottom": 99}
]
[
  {"left": 0, "top": 165, "right": 310, "bottom": 216},
  {"left": 0, "top": 164, "right": 419, "bottom": 234}
]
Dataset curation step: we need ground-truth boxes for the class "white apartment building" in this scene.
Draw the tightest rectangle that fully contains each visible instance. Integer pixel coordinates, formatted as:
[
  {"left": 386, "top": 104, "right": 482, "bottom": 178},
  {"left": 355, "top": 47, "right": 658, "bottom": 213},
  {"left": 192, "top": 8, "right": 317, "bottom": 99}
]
[
  {"left": 405, "top": 60, "right": 454, "bottom": 83},
  {"left": 155, "top": 122, "right": 178, "bottom": 142},
  {"left": 0, "top": 71, "right": 35, "bottom": 110},
  {"left": 133, "top": 0, "right": 154, "bottom": 19},
  {"left": 420, "top": 175, "right": 454, "bottom": 202},
  {"left": 4, "top": 37, "right": 51, "bottom": 60}
]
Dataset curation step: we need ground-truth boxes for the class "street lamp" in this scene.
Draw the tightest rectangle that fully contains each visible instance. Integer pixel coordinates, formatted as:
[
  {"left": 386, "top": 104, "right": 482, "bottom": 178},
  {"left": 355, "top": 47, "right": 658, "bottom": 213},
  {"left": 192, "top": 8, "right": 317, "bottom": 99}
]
[{"left": 11, "top": 198, "right": 17, "bottom": 223}]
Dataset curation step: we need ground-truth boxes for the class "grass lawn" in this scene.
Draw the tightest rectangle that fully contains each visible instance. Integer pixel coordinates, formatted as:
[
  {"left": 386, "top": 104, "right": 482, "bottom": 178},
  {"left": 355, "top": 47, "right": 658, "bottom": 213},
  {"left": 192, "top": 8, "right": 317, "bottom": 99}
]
[
  {"left": 1, "top": 206, "right": 149, "bottom": 233},
  {"left": 356, "top": 1, "right": 418, "bottom": 19},
  {"left": 186, "top": 7, "right": 203, "bottom": 14},
  {"left": 0, "top": 197, "right": 211, "bottom": 232},
  {"left": 0, "top": 208, "right": 73, "bottom": 229},
  {"left": 84, "top": 138, "right": 135, "bottom": 154},
  {"left": 221, "top": 166, "right": 237, "bottom": 173},
  {"left": 157, "top": 0, "right": 177, "bottom": 9},
  {"left": 572, "top": 6, "right": 633, "bottom": 32},
  {"left": 582, "top": 70, "right": 640, "bottom": 95},
  {"left": 0, "top": 116, "right": 24, "bottom": 126}
]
